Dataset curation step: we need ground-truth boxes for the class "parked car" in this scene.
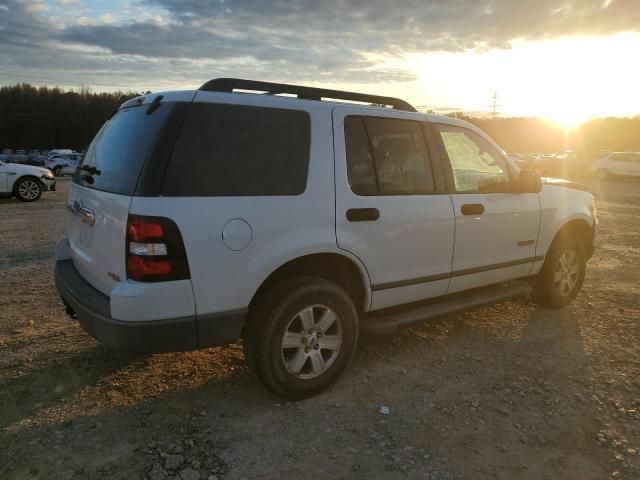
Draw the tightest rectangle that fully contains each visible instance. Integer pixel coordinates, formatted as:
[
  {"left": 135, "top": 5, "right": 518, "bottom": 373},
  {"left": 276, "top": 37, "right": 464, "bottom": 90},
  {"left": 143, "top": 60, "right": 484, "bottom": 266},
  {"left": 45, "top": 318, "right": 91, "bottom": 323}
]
[
  {"left": 589, "top": 152, "right": 640, "bottom": 180},
  {"left": 0, "top": 158, "right": 56, "bottom": 201},
  {"left": 509, "top": 154, "right": 537, "bottom": 170},
  {"left": 31, "top": 155, "right": 47, "bottom": 166},
  {"left": 54, "top": 79, "right": 597, "bottom": 398},
  {"left": 48, "top": 149, "right": 74, "bottom": 158},
  {"left": 7, "top": 153, "right": 46, "bottom": 167},
  {"left": 46, "top": 153, "right": 83, "bottom": 176},
  {"left": 9, "top": 154, "right": 29, "bottom": 164},
  {"left": 530, "top": 151, "right": 586, "bottom": 179},
  {"left": 1, "top": 148, "right": 13, "bottom": 155}
]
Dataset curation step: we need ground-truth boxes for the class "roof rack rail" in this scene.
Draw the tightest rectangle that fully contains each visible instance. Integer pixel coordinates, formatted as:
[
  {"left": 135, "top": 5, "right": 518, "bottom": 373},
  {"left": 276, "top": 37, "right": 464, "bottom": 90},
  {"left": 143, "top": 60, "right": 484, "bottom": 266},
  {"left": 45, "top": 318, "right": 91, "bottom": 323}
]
[{"left": 198, "top": 78, "right": 417, "bottom": 112}]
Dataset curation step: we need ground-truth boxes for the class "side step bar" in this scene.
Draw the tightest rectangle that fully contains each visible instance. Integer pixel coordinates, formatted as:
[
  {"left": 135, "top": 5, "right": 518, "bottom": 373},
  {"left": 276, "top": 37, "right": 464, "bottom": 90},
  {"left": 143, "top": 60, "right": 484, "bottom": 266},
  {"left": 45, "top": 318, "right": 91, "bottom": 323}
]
[{"left": 361, "top": 281, "right": 532, "bottom": 335}]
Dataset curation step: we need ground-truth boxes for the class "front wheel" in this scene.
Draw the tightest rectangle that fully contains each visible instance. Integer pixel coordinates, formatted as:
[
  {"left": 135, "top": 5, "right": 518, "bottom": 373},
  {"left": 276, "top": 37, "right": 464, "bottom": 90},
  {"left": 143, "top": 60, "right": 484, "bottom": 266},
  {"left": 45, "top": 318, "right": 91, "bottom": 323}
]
[
  {"left": 14, "top": 177, "right": 43, "bottom": 202},
  {"left": 244, "top": 276, "right": 359, "bottom": 399},
  {"left": 531, "top": 236, "right": 586, "bottom": 308}
]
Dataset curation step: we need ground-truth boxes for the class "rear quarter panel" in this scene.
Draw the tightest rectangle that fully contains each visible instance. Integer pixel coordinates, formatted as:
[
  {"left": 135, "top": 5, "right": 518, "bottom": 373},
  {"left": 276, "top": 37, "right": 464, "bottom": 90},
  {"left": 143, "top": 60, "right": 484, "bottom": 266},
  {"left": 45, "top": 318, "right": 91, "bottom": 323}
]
[{"left": 128, "top": 103, "right": 357, "bottom": 315}]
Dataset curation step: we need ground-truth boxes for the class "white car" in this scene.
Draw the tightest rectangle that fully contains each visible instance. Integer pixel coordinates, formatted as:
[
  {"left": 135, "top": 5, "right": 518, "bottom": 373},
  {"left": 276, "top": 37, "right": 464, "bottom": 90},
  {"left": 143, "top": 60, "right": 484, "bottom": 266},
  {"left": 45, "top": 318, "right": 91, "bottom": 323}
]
[
  {"left": 54, "top": 79, "right": 597, "bottom": 398},
  {"left": 48, "top": 149, "right": 74, "bottom": 157},
  {"left": 0, "top": 160, "right": 56, "bottom": 201},
  {"left": 46, "top": 153, "right": 83, "bottom": 177},
  {"left": 590, "top": 152, "right": 640, "bottom": 180}
]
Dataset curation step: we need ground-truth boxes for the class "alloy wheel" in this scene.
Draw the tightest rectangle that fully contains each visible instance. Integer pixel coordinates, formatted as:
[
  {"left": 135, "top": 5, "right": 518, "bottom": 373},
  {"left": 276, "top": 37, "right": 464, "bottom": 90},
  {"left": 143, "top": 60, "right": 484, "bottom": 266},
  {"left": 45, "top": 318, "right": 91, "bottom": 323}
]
[
  {"left": 553, "top": 248, "right": 580, "bottom": 296},
  {"left": 280, "top": 304, "right": 343, "bottom": 380},
  {"left": 18, "top": 180, "right": 41, "bottom": 200}
]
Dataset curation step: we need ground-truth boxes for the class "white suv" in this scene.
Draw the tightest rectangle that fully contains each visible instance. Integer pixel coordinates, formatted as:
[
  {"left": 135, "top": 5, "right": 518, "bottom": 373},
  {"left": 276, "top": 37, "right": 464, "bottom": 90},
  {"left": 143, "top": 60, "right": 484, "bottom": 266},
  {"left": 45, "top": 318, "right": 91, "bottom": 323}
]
[
  {"left": 46, "top": 153, "right": 83, "bottom": 177},
  {"left": 590, "top": 152, "right": 640, "bottom": 180},
  {"left": 54, "top": 79, "right": 597, "bottom": 398}
]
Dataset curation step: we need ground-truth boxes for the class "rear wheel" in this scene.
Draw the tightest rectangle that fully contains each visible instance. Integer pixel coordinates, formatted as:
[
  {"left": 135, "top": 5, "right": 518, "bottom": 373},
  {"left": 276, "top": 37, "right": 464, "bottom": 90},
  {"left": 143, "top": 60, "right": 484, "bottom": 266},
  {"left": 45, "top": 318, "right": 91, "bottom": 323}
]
[
  {"left": 14, "top": 177, "right": 42, "bottom": 202},
  {"left": 532, "top": 236, "right": 586, "bottom": 308},
  {"left": 594, "top": 168, "right": 609, "bottom": 181},
  {"left": 244, "top": 276, "right": 358, "bottom": 399},
  {"left": 52, "top": 166, "right": 62, "bottom": 177}
]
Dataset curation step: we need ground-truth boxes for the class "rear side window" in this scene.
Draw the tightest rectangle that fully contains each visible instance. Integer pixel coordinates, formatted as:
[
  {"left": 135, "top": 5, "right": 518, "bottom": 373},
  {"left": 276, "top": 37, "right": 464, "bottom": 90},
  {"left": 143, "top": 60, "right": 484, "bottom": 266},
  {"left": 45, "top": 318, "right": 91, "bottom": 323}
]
[
  {"left": 163, "top": 103, "right": 310, "bottom": 196},
  {"left": 344, "top": 115, "right": 436, "bottom": 195},
  {"left": 75, "top": 103, "right": 179, "bottom": 195}
]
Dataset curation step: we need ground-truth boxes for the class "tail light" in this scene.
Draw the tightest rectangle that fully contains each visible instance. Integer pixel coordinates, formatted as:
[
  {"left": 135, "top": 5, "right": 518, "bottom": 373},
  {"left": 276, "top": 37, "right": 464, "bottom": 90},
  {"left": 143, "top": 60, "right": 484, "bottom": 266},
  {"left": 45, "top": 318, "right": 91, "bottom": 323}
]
[{"left": 126, "top": 214, "right": 190, "bottom": 282}]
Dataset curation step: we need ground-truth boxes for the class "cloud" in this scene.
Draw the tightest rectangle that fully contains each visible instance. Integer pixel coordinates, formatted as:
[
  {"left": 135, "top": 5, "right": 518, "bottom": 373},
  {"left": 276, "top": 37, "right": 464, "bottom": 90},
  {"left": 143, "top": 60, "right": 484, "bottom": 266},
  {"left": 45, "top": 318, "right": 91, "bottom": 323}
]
[{"left": 1, "top": 0, "right": 639, "bottom": 90}]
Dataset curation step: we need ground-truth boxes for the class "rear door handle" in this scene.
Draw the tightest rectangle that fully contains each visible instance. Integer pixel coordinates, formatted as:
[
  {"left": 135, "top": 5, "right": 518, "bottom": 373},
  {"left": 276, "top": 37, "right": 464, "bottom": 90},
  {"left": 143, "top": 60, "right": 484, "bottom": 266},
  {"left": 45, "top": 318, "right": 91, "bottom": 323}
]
[
  {"left": 346, "top": 208, "right": 380, "bottom": 222},
  {"left": 461, "top": 204, "right": 485, "bottom": 215}
]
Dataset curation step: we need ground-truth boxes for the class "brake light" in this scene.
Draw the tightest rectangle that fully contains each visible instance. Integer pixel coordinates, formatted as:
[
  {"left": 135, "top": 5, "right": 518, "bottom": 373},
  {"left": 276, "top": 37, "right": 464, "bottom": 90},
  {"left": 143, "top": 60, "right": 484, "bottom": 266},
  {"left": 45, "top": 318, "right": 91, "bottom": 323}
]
[
  {"left": 127, "top": 256, "right": 172, "bottom": 277},
  {"left": 127, "top": 217, "right": 164, "bottom": 240},
  {"left": 125, "top": 214, "right": 190, "bottom": 282}
]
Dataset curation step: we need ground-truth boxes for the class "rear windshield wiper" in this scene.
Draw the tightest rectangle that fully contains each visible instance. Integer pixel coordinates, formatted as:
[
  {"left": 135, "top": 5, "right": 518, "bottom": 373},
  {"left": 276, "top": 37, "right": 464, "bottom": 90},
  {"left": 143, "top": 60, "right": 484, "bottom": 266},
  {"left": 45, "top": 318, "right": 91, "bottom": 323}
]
[
  {"left": 146, "top": 95, "right": 163, "bottom": 115},
  {"left": 81, "top": 165, "right": 101, "bottom": 176}
]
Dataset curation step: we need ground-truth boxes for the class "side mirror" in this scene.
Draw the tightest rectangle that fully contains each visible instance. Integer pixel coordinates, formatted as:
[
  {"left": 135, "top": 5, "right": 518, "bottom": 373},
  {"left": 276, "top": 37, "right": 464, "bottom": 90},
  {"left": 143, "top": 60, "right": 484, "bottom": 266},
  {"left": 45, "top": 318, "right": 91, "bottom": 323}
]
[{"left": 517, "top": 169, "right": 542, "bottom": 193}]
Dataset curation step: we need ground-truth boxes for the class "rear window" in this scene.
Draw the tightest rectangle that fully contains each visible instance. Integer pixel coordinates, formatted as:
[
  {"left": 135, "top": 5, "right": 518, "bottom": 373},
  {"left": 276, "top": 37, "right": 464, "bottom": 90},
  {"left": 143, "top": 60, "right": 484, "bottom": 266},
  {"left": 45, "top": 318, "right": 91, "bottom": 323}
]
[
  {"left": 162, "top": 103, "right": 310, "bottom": 196},
  {"left": 74, "top": 103, "right": 179, "bottom": 195}
]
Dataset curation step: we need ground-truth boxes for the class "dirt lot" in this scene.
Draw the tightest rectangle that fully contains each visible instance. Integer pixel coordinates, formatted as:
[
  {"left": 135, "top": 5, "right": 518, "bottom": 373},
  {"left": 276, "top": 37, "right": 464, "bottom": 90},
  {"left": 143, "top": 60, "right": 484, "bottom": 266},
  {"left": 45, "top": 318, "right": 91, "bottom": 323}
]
[{"left": 1, "top": 178, "right": 639, "bottom": 480}]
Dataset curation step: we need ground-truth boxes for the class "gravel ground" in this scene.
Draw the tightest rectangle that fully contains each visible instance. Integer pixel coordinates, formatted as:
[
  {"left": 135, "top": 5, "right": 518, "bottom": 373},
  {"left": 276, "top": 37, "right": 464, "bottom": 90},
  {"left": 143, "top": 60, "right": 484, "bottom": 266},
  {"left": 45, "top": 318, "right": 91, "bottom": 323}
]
[{"left": 1, "top": 177, "right": 639, "bottom": 480}]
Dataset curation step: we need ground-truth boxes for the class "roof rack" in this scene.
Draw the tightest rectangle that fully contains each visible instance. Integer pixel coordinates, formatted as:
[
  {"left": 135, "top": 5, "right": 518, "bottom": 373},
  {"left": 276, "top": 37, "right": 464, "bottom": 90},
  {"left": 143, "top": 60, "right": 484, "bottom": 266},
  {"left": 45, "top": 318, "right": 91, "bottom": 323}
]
[{"left": 198, "top": 78, "right": 417, "bottom": 112}]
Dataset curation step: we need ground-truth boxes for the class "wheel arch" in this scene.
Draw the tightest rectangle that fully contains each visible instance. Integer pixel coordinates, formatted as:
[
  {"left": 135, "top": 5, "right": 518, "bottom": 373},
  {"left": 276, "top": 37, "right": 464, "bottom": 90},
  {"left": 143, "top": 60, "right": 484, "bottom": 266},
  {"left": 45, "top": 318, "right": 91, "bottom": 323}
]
[
  {"left": 249, "top": 252, "right": 371, "bottom": 314},
  {"left": 12, "top": 174, "right": 43, "bottom": 193},
  {"left": 548, "top": 218, "right": 594, "bottom": 259}
]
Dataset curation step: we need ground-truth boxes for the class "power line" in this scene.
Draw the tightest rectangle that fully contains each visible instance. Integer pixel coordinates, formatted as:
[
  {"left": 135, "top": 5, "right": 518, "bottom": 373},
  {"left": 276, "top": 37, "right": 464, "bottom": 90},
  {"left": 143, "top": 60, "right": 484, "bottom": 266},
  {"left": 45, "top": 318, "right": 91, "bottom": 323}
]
[{"left": 489, "top": 91, "right": 501, "bottom": 119}]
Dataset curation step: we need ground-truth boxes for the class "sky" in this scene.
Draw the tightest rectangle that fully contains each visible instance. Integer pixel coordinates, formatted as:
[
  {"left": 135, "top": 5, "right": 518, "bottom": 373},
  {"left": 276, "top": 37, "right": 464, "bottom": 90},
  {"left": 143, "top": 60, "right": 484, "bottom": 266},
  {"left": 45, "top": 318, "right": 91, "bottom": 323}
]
[{"left": 1, "top": 0, "right": 639, "bottom": 124}]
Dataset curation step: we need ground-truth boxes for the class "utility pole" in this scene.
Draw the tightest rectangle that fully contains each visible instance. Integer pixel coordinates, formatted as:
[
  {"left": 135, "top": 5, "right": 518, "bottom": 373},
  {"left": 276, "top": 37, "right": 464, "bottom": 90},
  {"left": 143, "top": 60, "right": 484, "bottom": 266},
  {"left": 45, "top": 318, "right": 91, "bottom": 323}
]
[{"left": 489, "top": 91, "right": 500, "bottom": 119}]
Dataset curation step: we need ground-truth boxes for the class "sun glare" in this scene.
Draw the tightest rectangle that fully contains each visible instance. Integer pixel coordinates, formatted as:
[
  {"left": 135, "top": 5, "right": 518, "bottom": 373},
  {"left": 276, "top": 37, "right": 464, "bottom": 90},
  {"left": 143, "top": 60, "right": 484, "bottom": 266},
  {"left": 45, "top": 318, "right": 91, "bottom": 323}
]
[
  {"left": 541, "top": 106, "right": 595, "bottom": 129},
  {"left": 383, "top": 33, "right": 640, "bottom": 122}
]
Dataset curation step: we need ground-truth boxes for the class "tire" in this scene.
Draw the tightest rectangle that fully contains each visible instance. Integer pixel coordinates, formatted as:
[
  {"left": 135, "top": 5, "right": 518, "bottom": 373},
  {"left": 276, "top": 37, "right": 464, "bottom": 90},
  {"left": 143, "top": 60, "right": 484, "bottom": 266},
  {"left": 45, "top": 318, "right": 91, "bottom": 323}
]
[
  {"left": 243, "top": 276, "right": 359, "bottom": 399},
  {"left": 594, "top": 169, "right": 609, "bottom": 181},
  {"left": 52, "top": 166, "right": 62, "bottom": 177},
  {"left": 14, "top": 177, "right": 43, "bottom": 202},
  {"left": 531, "top": 235, "right": 586, "bottom": 308}
]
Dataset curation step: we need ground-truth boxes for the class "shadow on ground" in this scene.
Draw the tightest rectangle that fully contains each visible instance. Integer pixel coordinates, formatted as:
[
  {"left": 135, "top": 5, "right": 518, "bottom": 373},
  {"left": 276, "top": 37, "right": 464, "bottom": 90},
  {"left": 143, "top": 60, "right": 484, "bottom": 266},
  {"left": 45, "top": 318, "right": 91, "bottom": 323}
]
[{"left": 0, "top": 301, "right": 610, "bottom": 479}]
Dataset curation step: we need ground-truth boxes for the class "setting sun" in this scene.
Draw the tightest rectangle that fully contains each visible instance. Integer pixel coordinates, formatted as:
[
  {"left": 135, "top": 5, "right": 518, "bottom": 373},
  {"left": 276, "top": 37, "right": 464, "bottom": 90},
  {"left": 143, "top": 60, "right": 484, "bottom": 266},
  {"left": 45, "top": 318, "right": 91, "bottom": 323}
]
[{"left": 352, "top": 33, "right": 640, "bottom": 123}]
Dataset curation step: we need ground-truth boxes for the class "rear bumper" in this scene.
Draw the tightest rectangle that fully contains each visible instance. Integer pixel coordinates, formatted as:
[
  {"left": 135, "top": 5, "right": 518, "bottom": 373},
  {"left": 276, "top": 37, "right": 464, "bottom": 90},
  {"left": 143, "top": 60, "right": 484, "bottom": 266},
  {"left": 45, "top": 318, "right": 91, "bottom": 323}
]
[{"left": 54, "top": 259, "right": 246, "bottom": 353}]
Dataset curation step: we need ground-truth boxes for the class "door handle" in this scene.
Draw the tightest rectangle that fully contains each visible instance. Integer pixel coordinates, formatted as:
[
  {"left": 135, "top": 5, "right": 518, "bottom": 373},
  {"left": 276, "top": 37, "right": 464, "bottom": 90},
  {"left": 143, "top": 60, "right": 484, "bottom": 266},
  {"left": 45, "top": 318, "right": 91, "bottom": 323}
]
[
  {"left": 67, "top": 200, "right": 95, "bottom": 225},
  {"left": 461, "top": 204, "right": 485, "bottom": 215},
  {"left": 346, "top": 208, "right": 380, "bottom": 222}
]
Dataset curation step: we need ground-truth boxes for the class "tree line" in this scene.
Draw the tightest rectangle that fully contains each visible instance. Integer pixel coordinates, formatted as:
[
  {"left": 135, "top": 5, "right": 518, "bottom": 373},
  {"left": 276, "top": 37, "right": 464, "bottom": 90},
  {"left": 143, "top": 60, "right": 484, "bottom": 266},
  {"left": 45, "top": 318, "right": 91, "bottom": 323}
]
[
  {"left": 464, "top": 115, "right": 640, "bottom": 157},
  {"left": 1, "top": 83, "right": 639, "bottom": 155},
  {"left": 0, "top": 84, "right": 137, "bottom": 151}
]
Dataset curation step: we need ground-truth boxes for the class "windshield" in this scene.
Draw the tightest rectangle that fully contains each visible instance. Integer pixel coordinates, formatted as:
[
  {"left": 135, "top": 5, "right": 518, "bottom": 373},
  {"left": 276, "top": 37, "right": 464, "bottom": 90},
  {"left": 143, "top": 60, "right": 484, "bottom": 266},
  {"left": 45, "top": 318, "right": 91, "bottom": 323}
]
[{"left": 74, "top": 103, "right": 178, "bottom": 196}]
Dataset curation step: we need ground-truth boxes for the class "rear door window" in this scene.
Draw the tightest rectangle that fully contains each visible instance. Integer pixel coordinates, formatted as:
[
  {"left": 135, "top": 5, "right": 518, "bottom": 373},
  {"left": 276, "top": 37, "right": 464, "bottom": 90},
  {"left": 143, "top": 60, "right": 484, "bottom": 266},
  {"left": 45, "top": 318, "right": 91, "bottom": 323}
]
[
  {"left": 344, "top": 115, "right": 436, "bottom": 195},
  {"left": 163, "top": 103, "right": 310, "bottom": 196},
  {"left": 344, "top": 116, "right": 378, "bottom": 195}
]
